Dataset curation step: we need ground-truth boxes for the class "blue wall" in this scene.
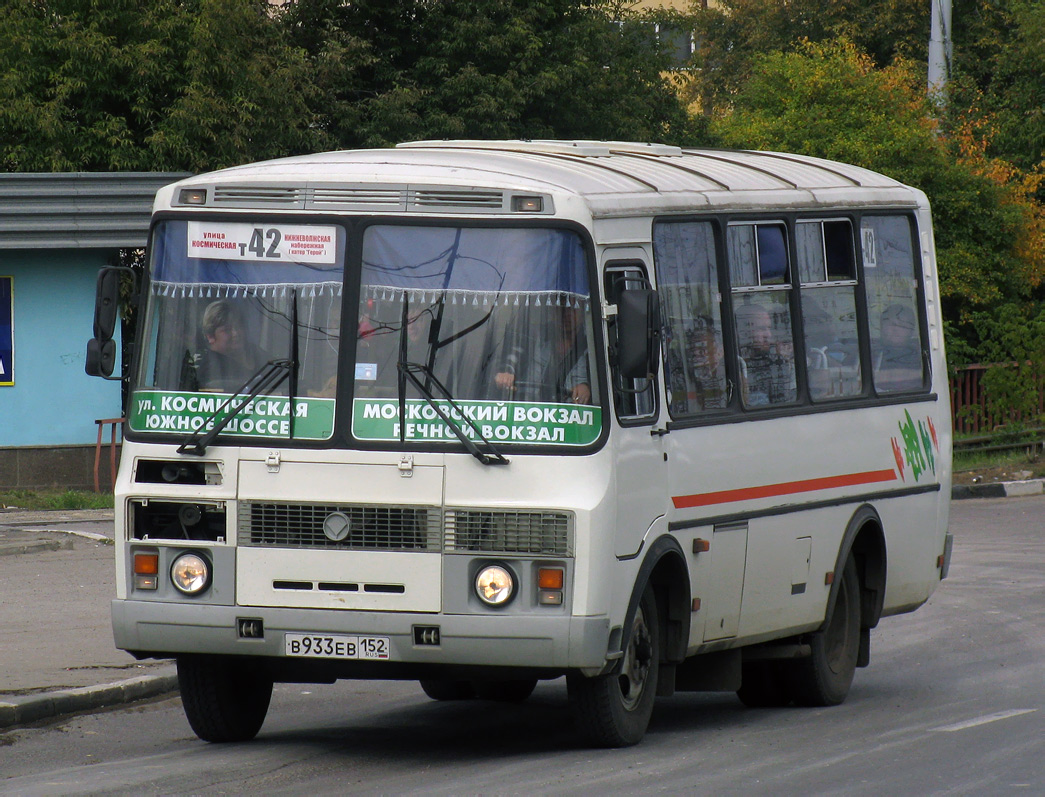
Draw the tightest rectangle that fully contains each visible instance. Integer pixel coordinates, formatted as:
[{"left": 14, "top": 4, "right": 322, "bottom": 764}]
[{"left": 0, "top": 250, "right": 123, "bottom": 446}]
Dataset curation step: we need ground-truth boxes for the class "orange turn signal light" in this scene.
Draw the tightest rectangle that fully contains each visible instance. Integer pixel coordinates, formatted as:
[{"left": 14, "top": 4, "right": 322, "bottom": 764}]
[
  {"left": 134, "top": 552, "right": 159, "bottom": 575},
  {"left": 537, "top": 567, "right": 564, "bottom": 590}
]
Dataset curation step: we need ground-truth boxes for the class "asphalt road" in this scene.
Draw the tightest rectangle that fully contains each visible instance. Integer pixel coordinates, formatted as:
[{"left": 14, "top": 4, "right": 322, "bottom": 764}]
[{"left": 1, "top": 496, "right": 1042, "bottom": 795}]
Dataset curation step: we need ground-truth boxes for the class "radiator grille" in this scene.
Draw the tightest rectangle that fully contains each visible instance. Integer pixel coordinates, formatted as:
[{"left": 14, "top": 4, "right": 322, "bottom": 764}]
[
  {"left": 240, "top": 502, "right": 440, "bottom": 551},
  {"left": 444, "top": 509, "right": 573, "bottom": 556}
]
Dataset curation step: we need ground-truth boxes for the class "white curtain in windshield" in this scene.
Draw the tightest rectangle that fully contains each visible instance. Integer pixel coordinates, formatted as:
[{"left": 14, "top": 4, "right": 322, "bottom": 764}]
[
  {"left": 139, "top": 220, "right": 345, "bottom": 400},
  {"left": 356, "top": 225, "right": 596, "bottom": 405}
]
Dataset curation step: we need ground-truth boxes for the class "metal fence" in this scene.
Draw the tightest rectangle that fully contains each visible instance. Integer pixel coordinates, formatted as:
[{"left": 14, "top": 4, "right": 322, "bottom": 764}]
[{"left": 950, "top": 364, "right": 1045, "bottom": 435}]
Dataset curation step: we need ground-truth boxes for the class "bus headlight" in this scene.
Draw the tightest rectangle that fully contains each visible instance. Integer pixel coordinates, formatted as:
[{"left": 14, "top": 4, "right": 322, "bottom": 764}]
[
  {"left": 171, "top": 552, "right": 211, "bottom": 595},
  {"left": 475, "top": 564, "right": 515, "bottom": 606}
]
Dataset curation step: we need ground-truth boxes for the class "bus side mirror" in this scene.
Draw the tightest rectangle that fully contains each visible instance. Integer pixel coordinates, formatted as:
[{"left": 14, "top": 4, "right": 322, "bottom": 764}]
[
  {"left": 617, "top": 288, "right": 661, "bottom": 380},
  {"left": 85, "top": 266, "right": 133, "bottom": 379},
  {"left": 93, "top": 267, "right": 121, "bottom": 340},
  {"left": 85, "top": 337, "right": 117, "bottom": 377}
]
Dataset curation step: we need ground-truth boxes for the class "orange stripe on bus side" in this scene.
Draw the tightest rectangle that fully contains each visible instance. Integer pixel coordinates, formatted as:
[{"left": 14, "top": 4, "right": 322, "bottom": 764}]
[{"left": 672, "top": 469, "right": 898, "bottom": 509}]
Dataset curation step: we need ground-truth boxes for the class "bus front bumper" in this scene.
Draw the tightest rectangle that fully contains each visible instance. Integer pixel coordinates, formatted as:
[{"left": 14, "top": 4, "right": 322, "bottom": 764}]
[{"left": 111, "top": 599, "right": 613, "bottom": 674}]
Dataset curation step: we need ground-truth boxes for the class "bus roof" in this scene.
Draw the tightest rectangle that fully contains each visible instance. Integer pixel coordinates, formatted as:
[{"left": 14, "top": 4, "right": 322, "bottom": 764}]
[{"left": 161, "top": 140, "right": 925, "bottom": 218}]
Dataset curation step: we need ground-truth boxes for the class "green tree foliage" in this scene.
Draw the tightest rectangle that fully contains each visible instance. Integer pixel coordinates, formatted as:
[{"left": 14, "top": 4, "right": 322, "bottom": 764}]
[
  {"left": 709, "top": 41, "right": 1045, "bottom": 342},
  {"left": 963, "top": 302, "right": 1045, "bottom": 426},
  {"left": 283, "top": 0, "right": 700, "bottom": 147},
  {"left": 688, "top": 0, "right": 1045, "bottom": 177},
  {"left": 0, "top": 0, "right": 700, "bottom": 170},
  {"left": 950, "top": 0, "right": 1045, "bottom": 174},
  {"left": 0, "top": 0, "right": 328, "bottom": 171},
  {"left": 688, "top": 0, "right": 929, "bottom": 115}
]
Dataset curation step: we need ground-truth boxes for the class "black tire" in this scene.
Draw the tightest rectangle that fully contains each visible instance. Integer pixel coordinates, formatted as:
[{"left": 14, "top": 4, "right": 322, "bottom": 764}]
[
  {"left": 787, "top": 555, "right": 862, "bottom": 706},
  {"left": 177, "top": 655, "right": 272, "bottom": 743},
  {"left": 736, "top": 660, "right": 793, "bottom": 708},
  {"left": 419, "top": 679, "right": 476, "bottom": 701},
  {"left": 568, "top": 585, "right": 659, "bottom": 748},
  {"left": 473, "top": 679, "right": 538, "bottom": 703}
]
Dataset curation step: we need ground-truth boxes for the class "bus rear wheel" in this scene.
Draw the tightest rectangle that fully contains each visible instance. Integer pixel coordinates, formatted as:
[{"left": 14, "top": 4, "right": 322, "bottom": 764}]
[
  {"left": 568, "top": 585, "right": 659, "bottom": 747},
  {"left": 177, "top": 655, "right": 272, "bottom": 743},
  {"left": 787, "top": 555, "right": 861, "bottom": 706}
]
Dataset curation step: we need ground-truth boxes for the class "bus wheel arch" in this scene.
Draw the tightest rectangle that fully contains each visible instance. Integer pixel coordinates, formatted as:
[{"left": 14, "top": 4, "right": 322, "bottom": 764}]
[
  {"left": 636, "top": 535, "right": 691, "bottom": 667},
  {"left": 567, "top": 535, "right": 689, "bottom": 747},
  {"left": 780, "top": 508, "right": 877, "bottom": 707},
  {"left": 831, "top": 505, "right": 887, "bottom": 651},
  {"left": 788, "top": 554, "right": 862, "bottom": 706}
]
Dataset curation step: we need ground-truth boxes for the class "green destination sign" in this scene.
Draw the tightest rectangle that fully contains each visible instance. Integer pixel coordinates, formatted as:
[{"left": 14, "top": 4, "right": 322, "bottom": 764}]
[
  {"left": 129, "top": 390, "right": 335, "bottom": 440},
  {"left": 352, "top": 398, "right": 601, "bottom": 446}
]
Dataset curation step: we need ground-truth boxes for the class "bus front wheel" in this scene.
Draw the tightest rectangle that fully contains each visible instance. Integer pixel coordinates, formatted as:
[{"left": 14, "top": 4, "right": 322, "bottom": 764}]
[
  {"left": 787, "top": 555, "right": 861, "bottom": 706},
  {"left": 568, "top": 585, "right": 659, "bottom": 747},
  {"left": 177, "top": 655, "right": 272, "bottom": 743}
]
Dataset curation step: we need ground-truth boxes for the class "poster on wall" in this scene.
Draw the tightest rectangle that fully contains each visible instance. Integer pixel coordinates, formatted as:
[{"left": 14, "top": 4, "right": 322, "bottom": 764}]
[{"left": 0, "top": 276, "right": 12, "bottom": 386}]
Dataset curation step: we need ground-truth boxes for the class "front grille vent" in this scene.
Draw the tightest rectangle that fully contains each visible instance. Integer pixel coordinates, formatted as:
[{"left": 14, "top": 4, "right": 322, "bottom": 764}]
[
  {"left": 241, "top": 502, "right": 440, "bottom": 551},
  {"left": 212, "top": 186, "right": 305, "bottom": 207},
  {"left": 309, "top": 186, "right": 407, "bottom": 210},
  {"left": 410, "top": 189, "right": 504, "bottom": 210},
  {"left": 444, "top": 509, "right": 573, "bottom": 556},
  {"left": 196, "top": 184, "right": 508, "bottom": 212}
]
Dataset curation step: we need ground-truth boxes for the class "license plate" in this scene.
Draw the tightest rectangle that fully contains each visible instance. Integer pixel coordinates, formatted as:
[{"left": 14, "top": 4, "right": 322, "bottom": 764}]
[{"left": 284, "top": 633, "right": 390, "bottom": 660}]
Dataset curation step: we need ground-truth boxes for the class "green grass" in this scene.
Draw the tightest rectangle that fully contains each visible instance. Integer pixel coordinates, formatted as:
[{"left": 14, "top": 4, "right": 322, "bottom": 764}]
[
  {"left": 0, "top": 489, "right": 115, "bottom": 511},
  {"left": 952, "top": 446, "right": 1045, "bottom": 479}
]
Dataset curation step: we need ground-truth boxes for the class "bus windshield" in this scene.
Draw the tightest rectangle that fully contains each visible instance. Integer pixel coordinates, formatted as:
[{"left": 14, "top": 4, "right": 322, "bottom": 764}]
[
  {"left": 351, "top": 225, "right": 601, "bottom": 448},
  {"left": 129, "top": 220, "right": 601, "bottom": 449},
  {"left": 130, "top": 219, "right": 344, "bottom": 442}
]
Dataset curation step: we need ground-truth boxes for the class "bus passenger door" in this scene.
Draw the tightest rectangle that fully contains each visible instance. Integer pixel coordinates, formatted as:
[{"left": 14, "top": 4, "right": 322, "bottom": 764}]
[{"left": 604, "top": 259, "right": 667, "bottom": 558}]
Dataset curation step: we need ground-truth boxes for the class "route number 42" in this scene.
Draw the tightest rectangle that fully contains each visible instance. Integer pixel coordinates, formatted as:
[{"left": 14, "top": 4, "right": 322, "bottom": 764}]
[{"left": 247, "top": 227, "right": 282, "bottom": 259}]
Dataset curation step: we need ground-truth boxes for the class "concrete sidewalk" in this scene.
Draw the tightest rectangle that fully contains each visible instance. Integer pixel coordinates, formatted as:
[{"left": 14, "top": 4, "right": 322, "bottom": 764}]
[
  {"left": 1, "top": 476, "right": 1042, "bottom": 731},
  {"left": 0, "top": 510, "right": 177, "bottom": 730}
]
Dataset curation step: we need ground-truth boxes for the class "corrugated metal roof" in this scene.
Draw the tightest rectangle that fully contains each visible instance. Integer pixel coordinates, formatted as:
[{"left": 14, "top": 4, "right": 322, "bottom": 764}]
[
  {"left": 0, "top": 172, "right": 190, "bottom": 249},
  {"left": 166, "top": 141, "right": 918, "bottom": 218}
]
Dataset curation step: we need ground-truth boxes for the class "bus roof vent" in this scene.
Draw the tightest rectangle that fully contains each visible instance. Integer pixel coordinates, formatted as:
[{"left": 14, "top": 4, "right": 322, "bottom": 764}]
[
  {"left": 308, "top": 185, "right": 407, "bottom": 211},
  {"left": 398, "top": 139, "right": 612, "bottom": 157},
  {"left": 409, "top": 188, "right": 506, "bottom": 212},
  {"left": 212, "top": 185, "right": 305, "bottom": 208}
]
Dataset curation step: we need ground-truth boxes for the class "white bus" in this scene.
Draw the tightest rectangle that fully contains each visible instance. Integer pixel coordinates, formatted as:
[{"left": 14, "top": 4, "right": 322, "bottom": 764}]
[{"left": 88, "top": 140, "right": 953, "bottom": 747}]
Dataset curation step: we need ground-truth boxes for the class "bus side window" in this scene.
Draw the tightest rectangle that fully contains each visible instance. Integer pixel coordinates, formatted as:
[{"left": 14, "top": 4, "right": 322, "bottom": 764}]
[
  {"left": 728, "top": 223, "right": 797, "bottom": 408},
  {"left": 797, "top": 219, "right": 863, "bottom": 401},
  {"left": 862, "top": 216, "right": 928, "bottom": 394},
  {"left": 604, "top": 263, "right": 656, "bottom": 420},
  {"left": 651, "top": 221, "right": 728, "bottom": 417}
]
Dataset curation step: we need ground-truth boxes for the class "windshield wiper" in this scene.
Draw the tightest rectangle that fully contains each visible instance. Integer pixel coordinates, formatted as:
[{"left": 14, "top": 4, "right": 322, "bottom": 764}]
[
  {"left": 287, "top": 288, "right": 300, "bottom": 440},
  {"left": 176, "top": 359, "right": 292, "bottom": 456},
  {"left": 397, "top": 359, "right": 509, "bottom": 466},
  {"left": 394, "top": 293, "right": 507, "bottom": 465}
]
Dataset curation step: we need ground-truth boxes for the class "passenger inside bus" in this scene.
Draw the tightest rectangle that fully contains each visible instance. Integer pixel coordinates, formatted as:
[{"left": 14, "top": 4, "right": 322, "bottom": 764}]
[
  {"left": 495, "top": 302, "right": 592, "bottom": 404},
  {"left": 666, "top": 314, "right": 726, "bottom": 414},
  {"left": 735, "top": 301, "right": 797, "bottom": 406},
  {"left": 354, "top": 300, "right": 435, "bottom": 398},
  {"left": 194, "top": 300, "right": 269, "bottom": 393},
  {"left": 874, "top": 303, "right": 922, "bottom": 391}
]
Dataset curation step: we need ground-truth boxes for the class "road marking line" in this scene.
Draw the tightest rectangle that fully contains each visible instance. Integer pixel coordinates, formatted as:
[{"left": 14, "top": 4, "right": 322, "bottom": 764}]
[{"left": 932, "top": 708, "right": 1037, "bottom": 732}]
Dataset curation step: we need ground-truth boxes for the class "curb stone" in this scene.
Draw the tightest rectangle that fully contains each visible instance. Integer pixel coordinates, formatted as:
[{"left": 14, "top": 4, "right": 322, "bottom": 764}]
[
  {"left": 0, "top": 537, "right": 75, "bottom": 557},
  {"left": 952, "top": 478, "right": 1045, "bottom": 500},
  {"left": 0, "top": 672, "right": 178, "bottom": 730}
]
